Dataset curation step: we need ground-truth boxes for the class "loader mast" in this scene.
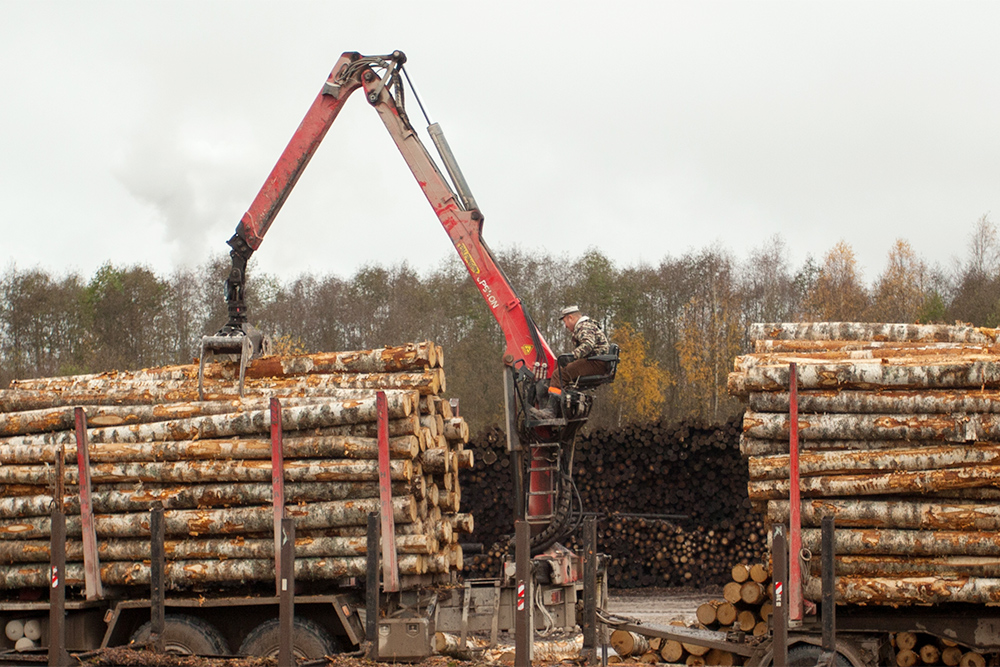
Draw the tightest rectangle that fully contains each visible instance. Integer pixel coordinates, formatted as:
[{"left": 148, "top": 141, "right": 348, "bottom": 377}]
[{"left": 218, "top": 51, "right": 556, "bottom": 377}]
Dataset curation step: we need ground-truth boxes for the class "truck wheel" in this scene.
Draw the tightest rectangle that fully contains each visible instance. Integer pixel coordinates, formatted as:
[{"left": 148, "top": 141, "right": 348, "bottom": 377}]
[
  {"left": 239, "top": 617, "right": 339, "bottom": 660},
  {"left": 787, "top": 644, "right": 853, "bottom": 667},
  {"left": 130, "top": 614, "right": 228, "bottom": 655}
]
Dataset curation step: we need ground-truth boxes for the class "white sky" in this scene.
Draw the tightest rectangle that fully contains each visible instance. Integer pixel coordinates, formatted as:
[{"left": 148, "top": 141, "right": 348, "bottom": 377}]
[{"left": 2, "top": 1, "right": 998, "bottom": 285}]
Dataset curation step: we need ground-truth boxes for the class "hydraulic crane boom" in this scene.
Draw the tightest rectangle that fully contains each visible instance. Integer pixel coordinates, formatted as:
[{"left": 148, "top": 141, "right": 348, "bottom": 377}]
[
  {"left": 207, "top": 51, "right": 617, "bottom": 553},
  {"left": 217, "top": 51, "right": 556, "bottom": 377}
]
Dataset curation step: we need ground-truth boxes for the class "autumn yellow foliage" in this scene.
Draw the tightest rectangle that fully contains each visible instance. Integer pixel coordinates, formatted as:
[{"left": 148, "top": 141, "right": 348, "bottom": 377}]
[{"left": 608, "top": 322, "right": 672, "bottom": 426}]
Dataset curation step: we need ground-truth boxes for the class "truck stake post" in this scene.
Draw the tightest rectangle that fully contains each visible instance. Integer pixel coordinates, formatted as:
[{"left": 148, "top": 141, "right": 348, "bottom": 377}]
[
  {"left": 150, "top": 504, "right": 165, "bottom": 653},
  {"left": 772, "top": 525, "right": 789, "bottom": 666}
]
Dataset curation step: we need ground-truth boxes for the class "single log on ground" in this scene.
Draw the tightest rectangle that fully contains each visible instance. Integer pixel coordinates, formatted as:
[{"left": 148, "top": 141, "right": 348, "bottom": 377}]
[
  {"left": 610, "top": 631, "right": 648, "bottom": 657},
  {"left": 696, "top": 601, "right": 720, "bottom": 626},
  {"left": 660, "top": 640, "right": 684, "bottom": 662},
  {"left": 942, "top": 647, "right": 964, "bottom": 666},
  {"left": 715, "top": 602, "right": 737, "bottom": 626},
  {"left": 767, "top": 498, "right": 1000, "bottom": 531},
  {"left": 961, "top": 652, "right": 987, "bottom": 667}
]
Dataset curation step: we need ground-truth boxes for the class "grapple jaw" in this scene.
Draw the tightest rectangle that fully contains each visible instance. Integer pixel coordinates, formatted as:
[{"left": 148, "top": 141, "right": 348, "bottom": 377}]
[{"left": 198, "top": 323, "right": 271, "bottom": 400}]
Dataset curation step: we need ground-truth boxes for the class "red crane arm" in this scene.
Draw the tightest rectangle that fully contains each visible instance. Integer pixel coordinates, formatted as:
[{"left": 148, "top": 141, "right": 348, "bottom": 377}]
[{"left": 228, "top": 52, "right": 555, "bottom": 374}]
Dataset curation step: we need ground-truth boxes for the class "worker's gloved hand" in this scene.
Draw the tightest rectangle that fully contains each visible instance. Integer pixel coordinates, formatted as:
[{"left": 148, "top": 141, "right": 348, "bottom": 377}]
[{"left": 557, "top": 353, "right": 575, "bottom": 367}]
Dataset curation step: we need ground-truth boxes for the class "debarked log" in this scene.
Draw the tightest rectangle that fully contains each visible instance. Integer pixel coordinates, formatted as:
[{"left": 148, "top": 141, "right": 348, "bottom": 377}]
[
  {"left": 767, "top": 498, "right": 1000, "bottom": 531},
  {"left": 0, "top": 394, "right": 414, "bottom": 447},
  {"left": 728, "top": 361, "right": 1000, "bottom": 397},
  {"left": 802, "top": 575, "right": 1000, "bottom": 606},
  {"left": 0, "top": 434, "right": 420, "bottom": 466},
  {"left": 801, "top": 528, "right": 1000, "bottom": 556},
  {"left": 747, "top": 322, "right": 997, "bottom": 345},
  {"left": 811, "top": 555, "right": 1000, "bottom": 578},
  {"left": 0, "top": 533, "right": 438, "bottom": 563},
  {"left": 0, "top": 480, "right": 419, "bottom": 517},
  {"left": 0, "top": 495, "right": 418, "bottom": 539},
  {"left": 747, "top": 389, "right": 1000, "bottom": 415},
  {"left": 0, "top": 555, "right": 430, "bottom": 589},
  {"left": 748, "top": 443, "right": 1000, "bottom": 480},
  {"left": 742, "top": 411, "right": 1000, "bottom": 442},
  {"left": 747, "top": 466, "right": 1000, "bottom": 501},
  {"left": 0, "top": 458, "right": 412, "bottom": 486}
]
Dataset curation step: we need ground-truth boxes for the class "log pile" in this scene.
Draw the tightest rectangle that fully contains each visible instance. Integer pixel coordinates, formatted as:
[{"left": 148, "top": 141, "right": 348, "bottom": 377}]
[
  {"left": 460, "top": 418, "right": 766, "bottom": 588},
  {"left": 890, "top": 632, "right": 986, "bottom": 667},
  {"left": 695, "top": 563, "right": 772, "bottom": 638},
  {"left": 730, "top": 322, "right": 1000, "bottom": 606},
  {"left": 0, "top": 341, "right": 474, "bottom": 594}
]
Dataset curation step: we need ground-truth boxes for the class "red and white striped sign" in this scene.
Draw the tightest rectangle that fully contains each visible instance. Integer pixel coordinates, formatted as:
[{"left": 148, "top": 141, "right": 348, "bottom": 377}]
[{"left": 517, "top": 582, "right": 525, "bottom": 611}]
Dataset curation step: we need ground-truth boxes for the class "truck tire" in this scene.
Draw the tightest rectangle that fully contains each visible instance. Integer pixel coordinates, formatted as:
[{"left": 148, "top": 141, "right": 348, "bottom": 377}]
[
  {"left": 130, "top": 614, "right": 228, "bottom": 655},
  {"left": 238, "top": 617, "right": 339, "bottom": 660},
  {"left": 787, "top": 644, "right": 853, "bottom": 667}
]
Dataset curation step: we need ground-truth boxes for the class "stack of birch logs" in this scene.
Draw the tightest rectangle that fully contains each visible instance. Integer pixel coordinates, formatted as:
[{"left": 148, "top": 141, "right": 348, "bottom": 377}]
[
  {"left": 0, "top": 341, "right": 474, "bottom": 593},
  {"left": 695, "top": 563, "right": 772, "bottom": 639},
  {"left": 730, "top": 322, "right": 1000, "bottom": 606},
  {"left": 460, "top": 418, "right": 767, "bottom": 587}
]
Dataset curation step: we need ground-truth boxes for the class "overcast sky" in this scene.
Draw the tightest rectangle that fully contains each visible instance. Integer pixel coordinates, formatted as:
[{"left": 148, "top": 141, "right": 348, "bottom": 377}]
[{"left": 2, "top": 1, "right": 998, "bottom": 286}]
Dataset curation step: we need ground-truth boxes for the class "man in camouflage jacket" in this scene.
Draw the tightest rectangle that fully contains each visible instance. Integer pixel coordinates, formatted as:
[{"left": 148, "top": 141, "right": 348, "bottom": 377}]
[{"left": 530, "top": 305, "right": 610, "bottom": 419}]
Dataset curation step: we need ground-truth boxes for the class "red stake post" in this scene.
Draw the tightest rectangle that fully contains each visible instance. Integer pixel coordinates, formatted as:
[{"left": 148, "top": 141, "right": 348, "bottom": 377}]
[
  {"left": 270, "top": 398, "right": 286, "bottom": 596},
  {"left": 74, "top": 408, "right": 103, "bottom": 600},
  {"left": 376, "top": 391, "right": 400, "bottom": 592},
  {"left": 788, "top": 362, "right": 803, "bottom": 623}
]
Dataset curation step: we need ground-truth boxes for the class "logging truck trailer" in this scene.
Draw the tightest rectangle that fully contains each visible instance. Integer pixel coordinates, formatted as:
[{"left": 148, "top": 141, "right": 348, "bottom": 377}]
[{"left": 0, "top": 556, "right": 592, "bottom": 661}]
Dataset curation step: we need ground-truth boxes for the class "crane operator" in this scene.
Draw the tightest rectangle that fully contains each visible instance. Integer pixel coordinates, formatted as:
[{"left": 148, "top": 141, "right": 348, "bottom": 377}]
[{"left": 530, "top": 305, "right": 611, "bottom": 419}]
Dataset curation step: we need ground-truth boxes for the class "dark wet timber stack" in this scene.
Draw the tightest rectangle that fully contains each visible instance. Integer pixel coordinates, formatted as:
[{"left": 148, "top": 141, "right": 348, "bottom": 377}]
[
  {"left": 0, "top": 341, "right": 473, "bottom": 593},
  {"left": 459, "top": 417, "right": 767, "bottom": 588},
  {"left": 730, "top": 322, "right": 1000, "bottom": 606}
]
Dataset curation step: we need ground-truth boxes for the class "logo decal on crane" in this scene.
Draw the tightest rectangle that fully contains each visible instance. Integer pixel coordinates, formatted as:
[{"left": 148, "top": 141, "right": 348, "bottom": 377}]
[{"left": 457, "top": 242, "right": 480, "bottom": 274}]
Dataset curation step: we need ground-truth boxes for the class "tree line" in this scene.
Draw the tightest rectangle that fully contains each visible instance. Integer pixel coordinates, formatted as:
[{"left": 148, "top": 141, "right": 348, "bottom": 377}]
[{"left": 2, "top": 215, "right": 998, "bottom": 434}]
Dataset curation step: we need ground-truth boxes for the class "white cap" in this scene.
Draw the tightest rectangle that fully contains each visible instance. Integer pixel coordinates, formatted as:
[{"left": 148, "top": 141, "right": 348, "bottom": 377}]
[{"left": 559, "top": 305, "right": 580, "bottom": 319}]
